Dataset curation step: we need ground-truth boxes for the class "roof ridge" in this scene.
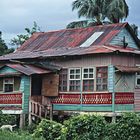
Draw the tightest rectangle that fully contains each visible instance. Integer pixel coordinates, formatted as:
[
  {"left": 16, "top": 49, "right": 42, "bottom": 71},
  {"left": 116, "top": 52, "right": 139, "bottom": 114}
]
[{"left": 37, "top": 22, "right": 128, "bottom": 34}]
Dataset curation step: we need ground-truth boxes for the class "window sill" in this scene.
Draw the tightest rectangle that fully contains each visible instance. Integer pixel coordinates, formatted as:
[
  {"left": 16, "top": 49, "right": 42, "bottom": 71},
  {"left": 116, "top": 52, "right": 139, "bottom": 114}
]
[
  {"left": 59, "top": 91, "right": 109, "bottom": 94},
  {"left": 0, "top": 91, "right": 22, "bottom": 94},
  {"left": 135, "top": 86, "right": 140, "bottom": 89}
]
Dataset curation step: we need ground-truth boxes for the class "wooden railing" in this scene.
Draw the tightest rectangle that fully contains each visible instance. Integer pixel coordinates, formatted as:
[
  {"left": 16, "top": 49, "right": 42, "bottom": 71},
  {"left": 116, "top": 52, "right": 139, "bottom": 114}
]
[
  {"left": 29, "top": 99, "right": 47, "bottom": 118},
  {"left": 29, "top": 96, "right": 52, "bottom": 119},
  {"left": 0, "top": 93, "right": 22, "bottom": 104},
  {"left": 52, "top": 93, "right": 134, "bottom": 105}
]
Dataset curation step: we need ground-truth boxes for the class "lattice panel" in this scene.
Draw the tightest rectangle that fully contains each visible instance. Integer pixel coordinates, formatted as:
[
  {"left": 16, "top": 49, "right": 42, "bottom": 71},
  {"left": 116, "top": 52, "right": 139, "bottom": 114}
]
[
  {"left": 83, "top": 93, "right": 112, "bottom": 104},
  {"left": 51, "top": 94, "right": 81, "bottom": 104},
  {"left": 115, "top": 92, "right": 134, "bottom": 104},
  {"left": 0, "top": 93, "right": 22, "bottom": 104},
  {"left": 52, "top": 93, "right": 134, "bottom": 105}
]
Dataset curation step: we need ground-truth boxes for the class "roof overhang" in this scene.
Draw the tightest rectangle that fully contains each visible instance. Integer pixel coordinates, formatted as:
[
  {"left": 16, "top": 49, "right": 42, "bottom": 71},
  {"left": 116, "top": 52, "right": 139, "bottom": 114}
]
[
  {"left": 115, "top": 65, "right": 140, "bottom": 73},
  {"left": 0, "top": 64, "right": 52, "bottom": 76}
]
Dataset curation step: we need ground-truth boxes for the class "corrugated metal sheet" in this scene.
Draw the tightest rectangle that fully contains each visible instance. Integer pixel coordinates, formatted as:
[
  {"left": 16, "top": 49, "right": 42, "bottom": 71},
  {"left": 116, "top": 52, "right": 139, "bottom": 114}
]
[
  {"left": 17, "top": 23, "right": 127, "bottom": 52},
  {"left": 115, "top": 65, "right": 140, "bottom": 73},
  {"left": 3, "top": 64, "right": 51, "bottom": 75},
  {"left": 0, "top": 45, "right": 140, "bottom": 61},
  {"left": 0, "top": 22, "right": 140, "bottom": 61}
]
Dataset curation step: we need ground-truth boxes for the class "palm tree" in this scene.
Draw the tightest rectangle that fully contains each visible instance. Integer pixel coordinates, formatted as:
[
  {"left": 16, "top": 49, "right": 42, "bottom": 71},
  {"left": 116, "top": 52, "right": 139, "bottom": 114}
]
[
  {"left": 73, "top": 0, "right": 104, "bottom": 22},
  {"left": 105, "top": 0, "right": 129, "bottom": 23},
  {"left": 67, "top": 0, "right": 129, "bottom": 28}
]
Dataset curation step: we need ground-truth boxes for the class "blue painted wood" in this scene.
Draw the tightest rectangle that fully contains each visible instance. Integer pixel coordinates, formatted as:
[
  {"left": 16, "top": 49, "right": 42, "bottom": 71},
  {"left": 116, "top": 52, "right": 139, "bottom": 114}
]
[
  {"left": 19, "top": 76, "right": 30, "bottom": 114},
  {"left": 115, "top": 104, "right": 134, "bottom": 111},
  {"left": 110, "top": 28, "right": 138, "bottom": 49},
  {"left": 0, "top": 66, "right": 17, "bottom": 74},
  {"left": 108, "top": 65, "right": 115, "bottom": 92},
  {"left": 53, "top": 104, "right": 112, "bottom": 112}
]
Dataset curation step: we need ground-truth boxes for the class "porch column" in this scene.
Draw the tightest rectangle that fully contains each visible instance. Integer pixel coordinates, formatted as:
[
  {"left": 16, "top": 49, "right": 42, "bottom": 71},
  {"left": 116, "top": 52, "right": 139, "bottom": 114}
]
[{"left": 108, "top": 65, "right": 116, "bottom": 122}]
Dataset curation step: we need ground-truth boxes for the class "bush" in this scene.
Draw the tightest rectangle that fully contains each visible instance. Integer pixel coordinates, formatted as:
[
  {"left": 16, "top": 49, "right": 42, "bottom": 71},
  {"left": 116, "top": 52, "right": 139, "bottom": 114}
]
[
  {"left": 0, "top": 114, "right": 17, "bottom": 126},
  {"left": 63, "top": 114, "right": 107, "bottom": 140},
  {"left": 32, "top": 113, "right": 140, "bottom": 140},
  {"left": 33, "top": 119, "right": 63, "bottom": 140},
  {"left": 106, "top": 113, "right": 140, "bottom": 140}
]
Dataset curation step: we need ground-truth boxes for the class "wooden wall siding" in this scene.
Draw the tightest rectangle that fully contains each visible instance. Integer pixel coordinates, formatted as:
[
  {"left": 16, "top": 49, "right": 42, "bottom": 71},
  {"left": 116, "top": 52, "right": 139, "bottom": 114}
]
[
  {"left": 0, "top": 66, "right": 17, "bottom": 74},
  {"left": 110, "top": 28, "right": 138, "bottom": 49},
  {"left": 115, "top": 73, "right": 135, "bottom": 92},
  {"left": 0, "top": 78, "right": 3, "bottom": 91},
  {"left": 111, "top": 55, "right": 135, "bottom": 67},
  {"left": 134, "top": 88, "right": 140, "bottom": 112},
  {"left": 20, "top": 76, "right": 30, "bottom": 114},
  {"left": 135, "top": 57, "right": 140, "bottom": 65},
  {"left": 53, "top": 55, "right": 112, "bottom": 68},
  {"left": 42, "top": 74, "right": 59, "bottom": 97},
  {"left": 115, "top": 104, "right": 134, "bottom": 111},
  {"left": 53, "top": 104, "right": 112, "bottom": 112},
  {"left": 108, "top": 65, "right": 115, "bottom": 92}
]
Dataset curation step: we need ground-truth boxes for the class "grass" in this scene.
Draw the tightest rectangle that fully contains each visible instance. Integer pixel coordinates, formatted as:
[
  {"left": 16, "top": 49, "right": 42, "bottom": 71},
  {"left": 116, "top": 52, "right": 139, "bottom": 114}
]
[{"left": 0, "top": 130, "right": 44, "bottom": 140}]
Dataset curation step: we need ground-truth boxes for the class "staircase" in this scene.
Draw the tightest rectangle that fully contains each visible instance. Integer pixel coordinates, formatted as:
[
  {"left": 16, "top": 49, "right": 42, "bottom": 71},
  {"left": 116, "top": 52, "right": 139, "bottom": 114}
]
[{"left": 29, "top": 96, "right": 52, "bottom": 124}]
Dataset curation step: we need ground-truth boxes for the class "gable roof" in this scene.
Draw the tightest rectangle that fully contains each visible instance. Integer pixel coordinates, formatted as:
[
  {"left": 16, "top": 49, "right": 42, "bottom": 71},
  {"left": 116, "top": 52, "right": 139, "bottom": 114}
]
[
  {"left": 0, "top": 22, "right": 140, "bottom": 61},
  {"left": 17, "top": 22, "right": 128, "bottom": 52},
  {"left": 0, "top": 64, "right": 51, "bottom": 75}
]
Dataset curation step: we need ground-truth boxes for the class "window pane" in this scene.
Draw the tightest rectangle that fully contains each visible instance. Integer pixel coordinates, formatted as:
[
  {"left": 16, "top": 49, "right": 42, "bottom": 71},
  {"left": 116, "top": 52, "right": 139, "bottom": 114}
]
[
  {"left": 70, "top": 75, "right": 74, "bottom": 79},
  {"left": 59, "top": 69, "right": 68, "bottom": 91},
  {"left": 89, "top": 68, "right": 93, "bottom": 73},
  {"left": 76, "top": 75, "right": 80, "bottom": 79},
  {"left": 83, "top": 80, "right": 94, "bottom": 91},
  {"left": 69, "top": 80, "right": 80, "bottom": 91},
  {"left": 4, "top": 84, "right": 13, "bottom": 92},
  {"left": 84, "top": 69, "right": 88, "bottom": 73},
  {"left": 70, "top": 69, "right": 74, "bottom": 74},
  {"left": 89, "top": 74, "right": 93, "bottom": 78},
  {"left": 83, "top": 68, "right": 94, "bottom": 79},
  {"left": 84, "top": 74, "right": 88, "bottom": 78},
  {"left": 76, "top": 69, "right": 80, "bottom": 73},
  {"left": 137, "top": 78, "right": 140, "bottom": 85},
  {"left": 96, "top": 67, "right": 108, "bottom": 91}
]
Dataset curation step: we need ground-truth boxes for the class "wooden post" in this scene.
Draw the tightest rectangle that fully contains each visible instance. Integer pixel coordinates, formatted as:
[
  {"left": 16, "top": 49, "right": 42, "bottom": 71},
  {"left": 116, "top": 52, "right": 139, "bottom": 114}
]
[
  {"left": 50, "top": 104, "right": 53, "bottom": 120},
  {"left": 28, "top": 100, "right": 32, "bottom": 125},
  {"left": 19, "top": 114, "right": 25, "bottom": 128},
  {"left": 112, "top": 113, "right": 116, "bottom": 123}
]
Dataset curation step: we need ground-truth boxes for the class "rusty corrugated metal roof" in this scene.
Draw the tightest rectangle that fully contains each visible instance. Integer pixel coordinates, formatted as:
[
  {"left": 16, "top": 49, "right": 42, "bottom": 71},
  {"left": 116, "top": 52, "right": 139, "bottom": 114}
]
[
  {"left": 0, "top": 45, "right": 140, "bottom": 61},
  {"left": 17, "top": 23, "right": 127, "bottom": 52},
  {"left": 115, "top": 65, "right": 140, "bottom": 73},
  {"left": 4, "top": 64, "right": 51, "bottom": 75},
  {"left": 0, "top": 22, "right": 140, "bottom": 61}
]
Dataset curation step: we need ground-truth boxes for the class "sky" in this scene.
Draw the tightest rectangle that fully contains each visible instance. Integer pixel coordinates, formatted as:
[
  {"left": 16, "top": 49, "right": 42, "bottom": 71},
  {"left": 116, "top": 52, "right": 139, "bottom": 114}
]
[{"left": 0, "top": 0, "right": 140, "bottom": 47}]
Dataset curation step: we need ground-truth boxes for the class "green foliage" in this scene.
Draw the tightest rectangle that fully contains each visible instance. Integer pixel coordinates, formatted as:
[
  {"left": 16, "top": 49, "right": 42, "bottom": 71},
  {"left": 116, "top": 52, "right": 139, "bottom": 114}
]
[
  {"left": 63, "top": 114, "right": 106, "bottom": 140},
  {"left": 33, "top": 119, "right": 63, "bottom": 140},
  {"left": 67, "top": 0, "right": 129, "bottom": 28},
  {"left": 106, "top": 113, "right": 140, "bottom": 140},
  {"left": 0, "top": 114, "right": 17, "bottom": 126},
  {"left": 32, "top": 113, "right": 140, "bottom": 140},
  {"left": 0, "top": 130, "right": 44, "bottom": 140},
  {"left": 11, "top": 21, "right": 41, "bottom": 46},
  {"left": 0, "top": 32, "right": 14, "bottom": 56}
]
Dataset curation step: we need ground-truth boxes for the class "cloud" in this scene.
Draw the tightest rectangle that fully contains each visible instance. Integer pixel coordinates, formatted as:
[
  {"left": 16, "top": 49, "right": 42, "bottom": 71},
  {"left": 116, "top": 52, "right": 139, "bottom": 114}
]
[{"left": 0, "top": 0, "right": 140, "bottom": 45}]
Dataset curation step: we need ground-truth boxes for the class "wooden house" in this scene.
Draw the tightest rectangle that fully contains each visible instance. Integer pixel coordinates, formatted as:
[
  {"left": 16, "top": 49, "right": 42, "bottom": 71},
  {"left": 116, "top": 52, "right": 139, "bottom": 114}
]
[{"left": 0, "top": 22, "right": 140, "bottom": 125}]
